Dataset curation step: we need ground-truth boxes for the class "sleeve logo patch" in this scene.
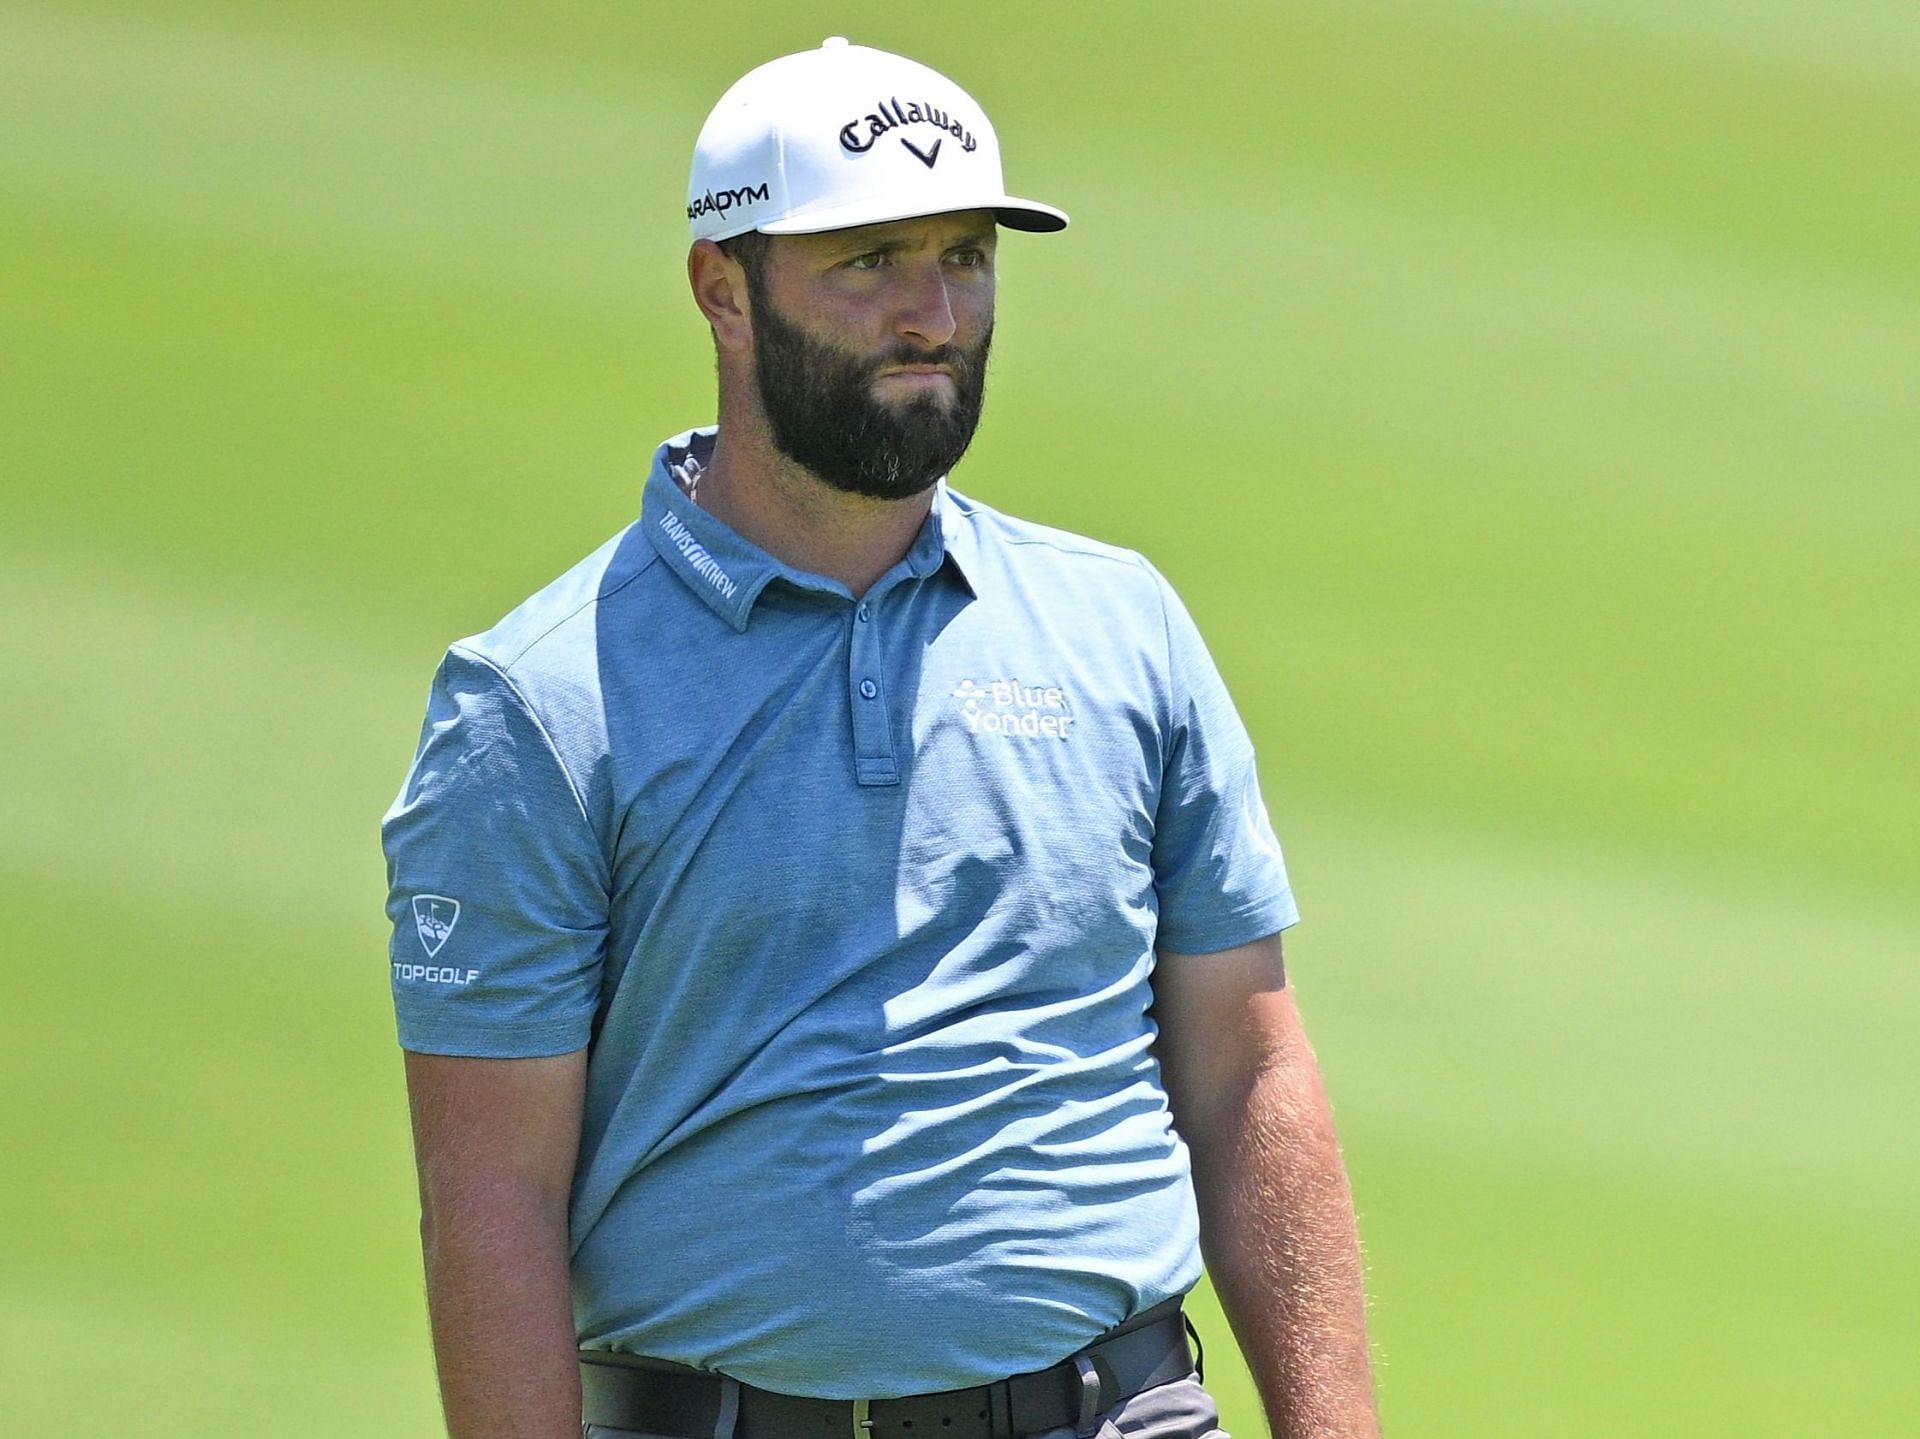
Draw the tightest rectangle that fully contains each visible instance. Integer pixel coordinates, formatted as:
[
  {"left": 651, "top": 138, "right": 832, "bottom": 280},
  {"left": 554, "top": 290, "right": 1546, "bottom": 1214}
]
[{"left": 411, "top": 895, "right": 461, "bottom": 957}]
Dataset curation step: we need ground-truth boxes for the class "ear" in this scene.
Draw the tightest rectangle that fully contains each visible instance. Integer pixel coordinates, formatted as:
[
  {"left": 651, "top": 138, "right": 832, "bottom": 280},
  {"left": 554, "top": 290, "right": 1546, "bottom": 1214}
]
[{"left": 688, "top": 240, "right": 753, "bottom": 353}]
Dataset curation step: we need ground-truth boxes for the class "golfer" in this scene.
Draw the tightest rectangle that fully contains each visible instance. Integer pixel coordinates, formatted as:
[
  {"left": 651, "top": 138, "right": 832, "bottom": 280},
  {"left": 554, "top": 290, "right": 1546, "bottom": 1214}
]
[{"left": 382, "top": 38, "right": 1379, "bottom": 1439}]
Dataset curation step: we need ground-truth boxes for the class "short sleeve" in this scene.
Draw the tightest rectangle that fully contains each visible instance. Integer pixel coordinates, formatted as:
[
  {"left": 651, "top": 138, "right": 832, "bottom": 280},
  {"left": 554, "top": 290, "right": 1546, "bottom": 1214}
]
[
  {"left": 1146, "top": 566, "right": 1300, "bottom": 954},
  {"left": 380, "top": 646, "right": 609, "bottom": 1056}
]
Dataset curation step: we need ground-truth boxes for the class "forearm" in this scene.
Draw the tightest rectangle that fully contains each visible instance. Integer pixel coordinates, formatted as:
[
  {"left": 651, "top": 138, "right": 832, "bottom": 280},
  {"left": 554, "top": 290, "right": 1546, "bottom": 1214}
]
[
  {"left": 420, "top": 1191, "right": 581, "bottom": 1439},
  {"left": 1187, "top": 1052, "right": 1378, "bottom": 1438}
]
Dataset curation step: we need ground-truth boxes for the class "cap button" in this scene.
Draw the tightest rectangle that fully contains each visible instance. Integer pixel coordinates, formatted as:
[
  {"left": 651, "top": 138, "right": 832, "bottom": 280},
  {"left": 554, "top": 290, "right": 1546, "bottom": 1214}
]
[{"left": 821, "top": 36, "right": 849, "bottom": 47}]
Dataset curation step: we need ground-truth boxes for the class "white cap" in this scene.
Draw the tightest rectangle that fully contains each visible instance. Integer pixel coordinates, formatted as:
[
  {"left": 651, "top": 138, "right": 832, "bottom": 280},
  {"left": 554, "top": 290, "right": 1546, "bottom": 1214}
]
[{"left": 687, "top": 38, "right": 1069, "bottom": 242}]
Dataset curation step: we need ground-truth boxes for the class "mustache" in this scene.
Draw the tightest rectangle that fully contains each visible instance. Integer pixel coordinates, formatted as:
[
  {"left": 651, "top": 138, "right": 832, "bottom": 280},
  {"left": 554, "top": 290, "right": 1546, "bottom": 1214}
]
[{"left": 867, "top": 340, "right": 982, "bottom": 377}]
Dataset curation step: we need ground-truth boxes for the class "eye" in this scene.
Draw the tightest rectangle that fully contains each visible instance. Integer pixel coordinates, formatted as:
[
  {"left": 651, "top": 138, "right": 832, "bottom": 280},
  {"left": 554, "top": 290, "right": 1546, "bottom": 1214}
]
[
  {"left": 846, "top": 251, "right": 888, "bottom": 271},
  {"left": 947, "top": 248, "right": 988, "bottom": 269}
]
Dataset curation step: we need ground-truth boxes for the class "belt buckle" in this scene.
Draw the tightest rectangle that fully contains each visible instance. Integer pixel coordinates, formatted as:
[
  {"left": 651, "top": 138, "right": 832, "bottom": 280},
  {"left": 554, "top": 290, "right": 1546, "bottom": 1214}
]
[{"left": 852, "top": 1397, "right": 874, "bottom": 1439}]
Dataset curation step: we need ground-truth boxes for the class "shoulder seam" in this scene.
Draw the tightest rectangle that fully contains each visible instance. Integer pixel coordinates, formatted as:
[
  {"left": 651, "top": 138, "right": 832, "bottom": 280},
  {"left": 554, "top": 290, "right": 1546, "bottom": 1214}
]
[
  {"left": 491, "top": 538, "right": 661, "bottom": 671},
  {"left": 946, "top": 488, "right": 1145, "bottom": 568},
  {"left": 993, "top": 533, "right": 1146, "bottom": 568}
]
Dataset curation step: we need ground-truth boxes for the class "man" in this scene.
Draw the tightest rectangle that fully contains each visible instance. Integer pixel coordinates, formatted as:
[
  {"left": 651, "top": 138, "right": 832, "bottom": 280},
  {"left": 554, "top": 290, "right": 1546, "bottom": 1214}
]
[{"left": 383, "top": 38, "right": 1378, "bottom": 1439}]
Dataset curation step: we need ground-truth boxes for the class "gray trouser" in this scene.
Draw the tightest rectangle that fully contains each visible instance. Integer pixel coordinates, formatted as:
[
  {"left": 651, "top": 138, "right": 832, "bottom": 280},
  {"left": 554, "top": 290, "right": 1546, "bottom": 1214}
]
[{"left": 584, "top": 1371, "right": 1227, "bottom": 1439}]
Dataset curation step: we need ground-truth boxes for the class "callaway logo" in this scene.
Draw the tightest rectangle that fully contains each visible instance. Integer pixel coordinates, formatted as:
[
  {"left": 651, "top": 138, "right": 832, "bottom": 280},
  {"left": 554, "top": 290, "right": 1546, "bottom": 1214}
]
[
  {"left": 839, "top": 97, "right": 979, "bottom": 162},
  {"left": 952, "top": 678, "right": 1075, "bottom": 739},
  {"left": 687, "top": 181, "right": 770, "bottom": 222}
]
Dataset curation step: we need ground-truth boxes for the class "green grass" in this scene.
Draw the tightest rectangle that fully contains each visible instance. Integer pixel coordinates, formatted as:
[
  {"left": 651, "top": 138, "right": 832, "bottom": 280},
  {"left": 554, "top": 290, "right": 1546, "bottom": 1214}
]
[{"left": 3, "top": 0, "right": 1915, "bottom": 1433}]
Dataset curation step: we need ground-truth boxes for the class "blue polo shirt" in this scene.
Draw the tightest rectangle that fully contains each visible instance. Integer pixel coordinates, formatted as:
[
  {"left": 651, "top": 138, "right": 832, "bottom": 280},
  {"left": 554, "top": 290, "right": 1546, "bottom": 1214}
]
[{"left": 382, "top": 427, "right": 1298, "bottom": 1398}]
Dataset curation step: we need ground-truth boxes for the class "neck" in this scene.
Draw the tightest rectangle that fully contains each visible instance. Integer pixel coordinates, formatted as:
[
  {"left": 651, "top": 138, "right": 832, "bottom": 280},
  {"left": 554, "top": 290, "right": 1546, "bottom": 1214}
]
[{"left": 695, "top": 423, "right": 936, "bottom": 600}]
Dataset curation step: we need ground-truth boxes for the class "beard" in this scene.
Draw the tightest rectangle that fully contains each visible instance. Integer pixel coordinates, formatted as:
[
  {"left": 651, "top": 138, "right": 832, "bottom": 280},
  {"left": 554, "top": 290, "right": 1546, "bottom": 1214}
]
[{"left": 747, "top": 280, "right": 992, "bottom": 502}]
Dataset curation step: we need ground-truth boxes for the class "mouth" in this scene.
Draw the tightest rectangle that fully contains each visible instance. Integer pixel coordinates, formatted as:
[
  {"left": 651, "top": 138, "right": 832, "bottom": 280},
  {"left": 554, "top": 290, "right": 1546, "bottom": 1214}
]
[
  {"left": 876, "top": 364, "right": 952, "bottom": 379},
  {"left": 872, "top": 366, "right": 957, "bottom": 399}
]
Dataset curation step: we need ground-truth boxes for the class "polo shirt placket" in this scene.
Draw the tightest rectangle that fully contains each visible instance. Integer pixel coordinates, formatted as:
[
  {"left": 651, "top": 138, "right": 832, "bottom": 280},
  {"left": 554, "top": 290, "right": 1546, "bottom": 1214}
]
[
  {"left": 642, "top": 456, "right": 965, "bottom": 789},
  {"left": 847, "top": 591, "right": 897, "bottom": 786}
]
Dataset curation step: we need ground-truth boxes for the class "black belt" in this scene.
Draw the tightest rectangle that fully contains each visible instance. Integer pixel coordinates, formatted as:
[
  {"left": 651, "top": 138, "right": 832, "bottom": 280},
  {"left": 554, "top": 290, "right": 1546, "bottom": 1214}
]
[{"left": 580, "top": 1297, "right": 1195, "bottom": 1439}]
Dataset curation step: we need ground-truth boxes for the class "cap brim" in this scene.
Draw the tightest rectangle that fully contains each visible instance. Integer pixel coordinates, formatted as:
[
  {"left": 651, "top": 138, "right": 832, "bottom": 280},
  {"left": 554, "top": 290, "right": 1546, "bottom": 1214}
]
[
  {"left": 994, "top": 198, "right": 1071, "bottom": 233},
  {"left": 756, "top": 193, "right": 1069, "bottom": 236}
]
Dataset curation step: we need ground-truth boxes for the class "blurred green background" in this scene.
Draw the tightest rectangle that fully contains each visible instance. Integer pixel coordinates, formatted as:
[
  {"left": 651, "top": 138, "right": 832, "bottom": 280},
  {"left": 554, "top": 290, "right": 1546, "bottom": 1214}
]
[{"left": 3, "top": 0, "right": 1915, "bottom": 1433}]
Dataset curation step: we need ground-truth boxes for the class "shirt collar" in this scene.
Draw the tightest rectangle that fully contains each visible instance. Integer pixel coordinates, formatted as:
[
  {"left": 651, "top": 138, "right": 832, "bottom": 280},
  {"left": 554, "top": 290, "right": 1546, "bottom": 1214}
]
[
  {"left": 931, "top": 482, "right": 980, "bottom": 596},
  {"left": 640, "top": 427, "right": 978, "bottom": 630}
]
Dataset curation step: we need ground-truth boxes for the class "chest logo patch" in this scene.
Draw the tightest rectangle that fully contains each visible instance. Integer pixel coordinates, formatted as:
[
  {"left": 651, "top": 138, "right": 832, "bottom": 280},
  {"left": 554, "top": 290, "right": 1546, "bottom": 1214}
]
[
  {"left": 412, "top": 895, "right": 461, "bottom": 957},
  {"left": 951, "top": 678, "right": 1075, "bottom": 740}
]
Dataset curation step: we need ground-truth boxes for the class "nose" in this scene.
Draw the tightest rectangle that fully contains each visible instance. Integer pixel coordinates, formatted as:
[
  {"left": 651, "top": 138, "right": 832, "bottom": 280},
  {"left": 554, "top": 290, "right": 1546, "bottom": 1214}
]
[{"left": 894, "top": 263, "right": 958, "bottom": 349}]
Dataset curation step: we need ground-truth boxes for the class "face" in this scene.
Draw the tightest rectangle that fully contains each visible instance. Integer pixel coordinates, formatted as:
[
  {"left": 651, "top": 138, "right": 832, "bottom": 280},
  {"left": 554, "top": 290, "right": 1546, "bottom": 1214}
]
[{"left": 744, "top": 211, "right": 997, "bottom": 501}]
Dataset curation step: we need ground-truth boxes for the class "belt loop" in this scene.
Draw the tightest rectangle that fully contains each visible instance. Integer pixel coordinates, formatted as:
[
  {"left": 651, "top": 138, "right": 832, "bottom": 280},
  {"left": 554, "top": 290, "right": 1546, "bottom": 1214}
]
[
  {"left": 1071, "top": 1354, "right": 1103, "bottom": 1437},
  {"left": 713, "top": 1375, "right": 741, "bottom": 1439},
  {"left": 1181, "top": 1312, "right": 1205, "bottom": 1384},
  {"left": 988, "top": 1377, "right": 1014, "bottom": 1439}
]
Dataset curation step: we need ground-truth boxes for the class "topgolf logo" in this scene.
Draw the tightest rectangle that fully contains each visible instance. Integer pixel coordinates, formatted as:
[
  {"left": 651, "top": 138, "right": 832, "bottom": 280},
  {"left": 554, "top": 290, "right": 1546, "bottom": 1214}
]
[
  {"left": 952, "top": 678, "right": 1075, "bottom": 740},
  {"left": 412, "top": 895, "right": 460, "bottom": 957}
]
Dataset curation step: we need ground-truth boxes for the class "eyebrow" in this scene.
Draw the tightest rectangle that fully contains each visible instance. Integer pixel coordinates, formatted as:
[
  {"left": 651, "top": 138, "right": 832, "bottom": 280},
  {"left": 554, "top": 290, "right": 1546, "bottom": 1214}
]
[{"left": 831, "top": 230, "right": 997, "bottom": 258}]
